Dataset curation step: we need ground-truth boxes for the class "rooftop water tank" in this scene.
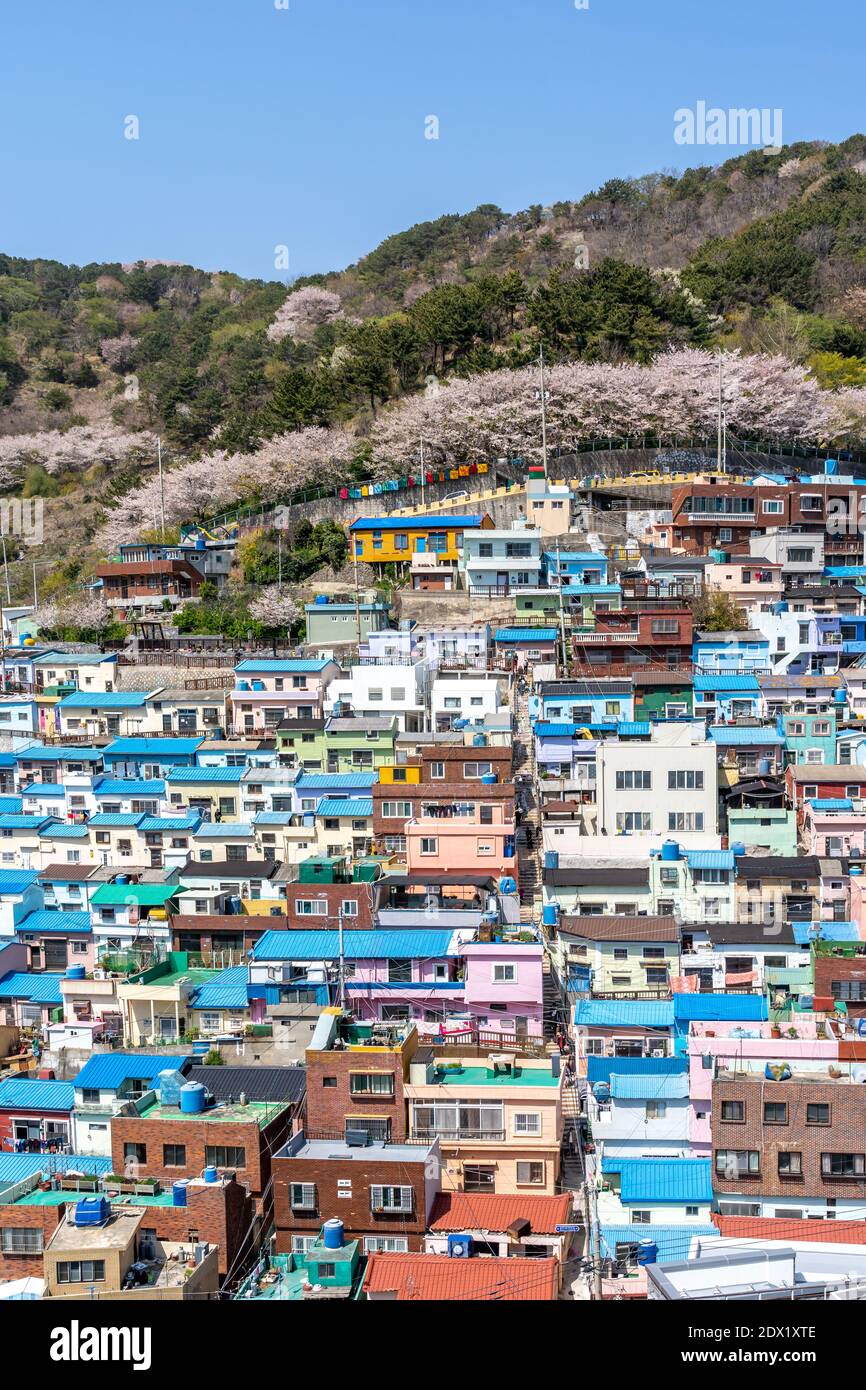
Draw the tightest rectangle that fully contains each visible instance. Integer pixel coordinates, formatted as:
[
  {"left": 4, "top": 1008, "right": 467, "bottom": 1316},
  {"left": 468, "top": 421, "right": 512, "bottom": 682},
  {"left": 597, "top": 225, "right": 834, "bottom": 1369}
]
[
  {"left": 203, "top": 1165, "right": 218, "bottom": 1183},
  {"left": 65, "top": 964, "right": 86, "bottom": 980},
  {"left": 758, "top": 758, "right": 772, "bottom": 775},
  {"left": 835, "top": 689, "right": 848, "bottom": 704},
  {"left": 74, "top": 1197, "right": 110, "bottom": 1227},
  {"left": 481, "top": 772, "right": 498, "bottom": 784},
  {"left": 251, "top": 680, "right": 265, "bottom": 691},
  {"left": 499, "top": 876, "right": 516, "bottom": 895},
  {"left": 730, "top": 842, "right": 746, "bottom": 857},
  {"left": 542, "top": 903, "right": 559, "bottom": 926},
  {"left": 851, "top": 866, "right": 863, "bottom": 877},
  {"left": 544, "top": 851, "right": 559, "bottom": 870},
  {"left": 660, "top": 840, "right": 681, "bottom": 861},
  {"left": 322, "top": 1218, "right": 344, "bottom": 1250},
  {"left": 314, "top": 595, "right": 329, "bottom": 605},
  {"left": 637, "top": 1240, "right": 658, "bottom": 1266},
  {"left": 447, "top": 1233, "right": 473, "bottom": 1259},
  {"left": 172, "top": 1180, "right": 189, "bottom": 1208},
  {"left": 180, "top": 1082, "right": 207, "bottom": 1115},
  {"left": 195, "top": 537, "right": 206, "bottom": 551},
  {"left": 472, "top": 733, "right": 487, "bottom": 747},
  {"left": 115, "top": 874, "right": 128, "bottom": 885},
  {"left": 237, "top": 680, "right": 250, "bottom": 691}
]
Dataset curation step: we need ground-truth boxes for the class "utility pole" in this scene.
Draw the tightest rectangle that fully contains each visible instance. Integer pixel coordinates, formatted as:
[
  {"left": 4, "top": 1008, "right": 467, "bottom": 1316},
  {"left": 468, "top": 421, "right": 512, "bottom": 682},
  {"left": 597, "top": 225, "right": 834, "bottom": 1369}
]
[
  {"left": 32, "top": 561, "right": 38, "bottom": 611},
  {"left": 590, "top": 1175, "right": 602, "bottom": 1300},
  {"left": 538, "top": 346, "right": 550, "bottom": 479},
  {"left": 157, "top": 436, "right": 166, "bottom": 542},
  {"left": 716, "top": 350, "right": 723, "bottom": 476},
  {"left": 420, "top": 435, "right": 425, "bottom": 511},
  {"left": 352, "top": 542, "right": 362, "bottom": 651},
  {"left": 555, "top": 542, "right": 568, "bottom": 677},
  {"left": 277, "top": 529, "right": 283, "bottom": 589},
  {"left": 338, "top": 903, "right": 346, "bottom": 1011},
  {"left": 1, "top": 537, "right": 10, "bottom": 606}
]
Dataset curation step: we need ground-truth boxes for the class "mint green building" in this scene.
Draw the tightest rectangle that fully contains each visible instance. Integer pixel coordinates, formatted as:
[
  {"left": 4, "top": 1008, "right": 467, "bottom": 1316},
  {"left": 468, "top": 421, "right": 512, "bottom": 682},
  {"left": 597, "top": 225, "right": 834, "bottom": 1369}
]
[{"left": 727, "top": 806, "right": 797, "bottom": 856}]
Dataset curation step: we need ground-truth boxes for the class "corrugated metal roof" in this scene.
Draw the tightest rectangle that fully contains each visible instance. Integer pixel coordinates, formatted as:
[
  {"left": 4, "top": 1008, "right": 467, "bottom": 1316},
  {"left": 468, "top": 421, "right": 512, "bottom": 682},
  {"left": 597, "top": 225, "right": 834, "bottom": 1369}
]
[
  {"left": 586, "top": 1057, "right": 687, "bottom": 1086},
  {"left": 708, "top": 727, "right": 782, "bottom": 745},
  {"left": 494, "top": 628, "right": 558, "bottom": 642},
  {"left": 253, "top": 812, "right": 294, "bottom": 826},
  {"left": 609, "top": 1073, "right": 689, "bottom": 1100},
  {"left": 0, "top": 1153, "right": 112, "bottom": 1183},
  {"left": 189, "top": 966, "right": 250, "bottom": 1011},
  {"left": 684, "top": 850, "right": 736, "bottom": 870},
  {"left": 194, "top": 822, "right": 254, "bottom": 837},
  {"left": 351, "top": 515, "right": 485, "bottom": 532},
  {"left": 807, "top": 798, "right": 853, "bottom": 811},
  {"left": 138, "top": 815, "right": 201, "bottom": 832},
  {"left": 21, "top": 784, "right": 65, "bottom": 797},
  {"left": 16, "top": 745, "right": 104, "bottom": 761},
  {"left": 694, "top": 674, "right": 760, "bottom": 691},
  {"left": 166, "top": 767, "right": 244, "bottom": 783},
  {"left": 534, "top": 722, "right": 586, "bottom": 737},
  {"left": 673, "top": 992, "right": 768, "bottom": 1022},
  {"left": 0, "top": 797, "right": 23, "bottom": 815},
  {"left": 252, "top": 928, "right": 458, "bottom": 960},
  {"left": 601, "top": 1157, "right": 712, "bottom": 1204},
  {"left": 93, "top": 779, "right": 167, "bottom": 796},
  {"left": 295, "top": 772, "right": 376, "bottom": 790},
  {"left": 235, "top": 659, "right": 331, "bottom": 673},
  {"left": 616, "top": 721, "right": 651, "bottom": 737},
  {"left": 428, "top": 1191, "right": 572, "bottom": 1233},
  {"left": 0, "top": 870, "right": 39, "bottom": 894},
  {"left": 88, "top": 813, "right": 145, "bottom": 828},
  {"left": 39, "top": 825, "right": 89, "bottom": 839},
  {"left": 574, "top": 1000, "right": 674, "bottom": 1029},
  {"left": 600, "top": 1225, "right": 717, "bottom": 1263},
  {"left": 0, "top": 1078, "right": 75, "bottom": 1111},
  {"left": 104, "top": 738, "right": 202, "bottom": 756},
  {"left": 90, "top": 883, "right": 178, "bottom": 906},
  {"left": 0, "top": 971, "right": 63, "bottom": 1003},
  {"left": 72, "top": 1052, "right": 190, "bottom": 1092},
  {"left": 316, "top": 798, "right": 373, "bottom": 818},
  {"left": 15, "top": 910, "right": 91, "bottom": 935},
  {"left": 58, "top": 692, "right": 150, "bottom": 708},
  {"left": 185, "top": 1065, "right": 306, "bottom": 1104},
  {"left": 0, "top": 815, "right": 56, "bottom": 829},
  {"left": 791, "top": 919, "right": 861, "bottom": 944},
  {"left": 362, "top": 1252, "right": 558, "bottom": 1300}
]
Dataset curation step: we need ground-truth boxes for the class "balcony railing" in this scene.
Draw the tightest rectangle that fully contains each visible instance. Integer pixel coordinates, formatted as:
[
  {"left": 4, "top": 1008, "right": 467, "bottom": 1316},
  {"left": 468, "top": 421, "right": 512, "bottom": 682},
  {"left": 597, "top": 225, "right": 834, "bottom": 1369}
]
[{"left": 411, "top": 1129, "right": 506, "bottom": 1142}]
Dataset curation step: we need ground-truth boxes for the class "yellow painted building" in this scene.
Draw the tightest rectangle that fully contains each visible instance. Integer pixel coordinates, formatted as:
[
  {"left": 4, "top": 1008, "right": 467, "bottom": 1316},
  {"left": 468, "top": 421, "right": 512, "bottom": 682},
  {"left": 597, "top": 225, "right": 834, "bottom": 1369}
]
[{"left": 350, "top": 514, "right": 494, "bottom": 567}]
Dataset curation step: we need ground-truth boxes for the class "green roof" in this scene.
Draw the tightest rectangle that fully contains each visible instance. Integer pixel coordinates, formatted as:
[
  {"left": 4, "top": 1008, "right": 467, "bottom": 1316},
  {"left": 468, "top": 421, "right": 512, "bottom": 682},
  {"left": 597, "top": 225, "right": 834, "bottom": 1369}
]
[{"left": 90, "top": 883, "right": 180, "bottom": 907}]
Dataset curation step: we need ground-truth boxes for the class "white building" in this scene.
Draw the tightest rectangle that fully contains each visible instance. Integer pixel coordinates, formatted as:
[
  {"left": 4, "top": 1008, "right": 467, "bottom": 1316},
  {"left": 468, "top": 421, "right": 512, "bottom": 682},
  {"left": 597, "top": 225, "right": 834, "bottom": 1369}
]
[
  {"left": 460, "top": 528, "right": 544, "bottom": 593},
  {"left": 596, "top": 726, "right": 719, "bottom": 838},
  {"left": 431, "top": 672, "right": 510, "bottom": 732},
  {"left": 325, "top": 661, "right": 434, "bottom": 733}
]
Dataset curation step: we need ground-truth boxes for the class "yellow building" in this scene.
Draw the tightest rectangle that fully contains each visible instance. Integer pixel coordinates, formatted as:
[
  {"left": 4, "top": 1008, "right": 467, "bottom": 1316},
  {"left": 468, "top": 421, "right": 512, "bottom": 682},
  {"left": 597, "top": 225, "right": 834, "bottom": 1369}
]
[
  {"left": 350, "top": 514, "right": 494, "bottom": 568},
  {"left": 43, "top": 1206, "right": 219, "bottom": 1301}
]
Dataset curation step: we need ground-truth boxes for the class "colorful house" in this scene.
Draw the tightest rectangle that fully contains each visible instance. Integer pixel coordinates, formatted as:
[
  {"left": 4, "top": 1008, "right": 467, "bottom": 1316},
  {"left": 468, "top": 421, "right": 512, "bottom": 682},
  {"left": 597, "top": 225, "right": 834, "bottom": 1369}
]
[{"left": 350, "top": 514, "right": 494, "bottom": 571}]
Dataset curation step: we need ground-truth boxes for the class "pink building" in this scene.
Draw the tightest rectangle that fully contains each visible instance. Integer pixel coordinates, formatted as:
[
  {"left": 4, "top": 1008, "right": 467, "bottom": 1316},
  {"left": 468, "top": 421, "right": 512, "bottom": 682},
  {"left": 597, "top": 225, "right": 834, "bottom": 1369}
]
[
  {"left": 846, "top": 872, "right": 866, "bottom": 938},
  {"left": 686, "top": 1020, "right": 836, "bottom": 1154},
  {"left": 230, "top": 658, "right": 341, "bottom": 735},
  {"left": 801, "top": 801, "right": 866, "bottom": 858},
  {"left": 405, "top": 803, "right": 516, "bottom": 878},
  {"left": 704, "top": 558, "right": 784, "bottom": 610}
]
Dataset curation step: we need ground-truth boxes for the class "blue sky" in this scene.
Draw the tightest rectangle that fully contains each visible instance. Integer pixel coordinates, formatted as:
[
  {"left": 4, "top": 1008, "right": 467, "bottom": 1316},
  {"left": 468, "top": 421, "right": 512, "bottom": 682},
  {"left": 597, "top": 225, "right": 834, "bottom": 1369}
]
[{"left": 1, "top": 0, "right": 862, "bottom": 281}]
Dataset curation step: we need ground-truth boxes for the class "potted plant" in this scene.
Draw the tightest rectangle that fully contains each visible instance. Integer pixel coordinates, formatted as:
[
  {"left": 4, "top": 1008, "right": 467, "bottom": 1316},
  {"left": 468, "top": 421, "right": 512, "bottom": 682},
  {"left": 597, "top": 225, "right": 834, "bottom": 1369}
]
[{"left": 770, "top": 1024, "right": 782, "bottom": 1039}]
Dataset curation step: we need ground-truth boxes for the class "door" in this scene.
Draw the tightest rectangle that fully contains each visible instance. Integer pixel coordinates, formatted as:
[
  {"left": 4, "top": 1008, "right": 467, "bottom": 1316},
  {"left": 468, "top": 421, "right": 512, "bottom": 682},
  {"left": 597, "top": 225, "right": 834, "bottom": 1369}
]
[
  {"left": 514, "top": 1015, "right": 528, "bottom": 1040},
  {"left": 43, "top": 939, "right": 68, "bottom": 970}
]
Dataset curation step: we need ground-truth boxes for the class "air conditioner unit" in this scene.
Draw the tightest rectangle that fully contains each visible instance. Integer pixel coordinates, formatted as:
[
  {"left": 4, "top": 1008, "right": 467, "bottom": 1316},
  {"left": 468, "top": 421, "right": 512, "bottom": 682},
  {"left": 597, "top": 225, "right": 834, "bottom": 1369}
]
[
  {"left": 345, "top": 1129, "right": 370, "bottom": 1148},
  {"left": 650, "top": 1049, "right": 665, "bottom": 1058}
]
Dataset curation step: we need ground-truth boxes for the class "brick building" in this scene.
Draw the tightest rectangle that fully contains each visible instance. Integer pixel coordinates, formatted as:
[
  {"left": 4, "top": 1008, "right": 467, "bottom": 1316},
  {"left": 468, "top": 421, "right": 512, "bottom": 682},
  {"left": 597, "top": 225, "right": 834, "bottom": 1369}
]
[
  {"left": 95, "top": 559, "right": 203, "bottom": 613},
  {"left": 571, "top": 604, "right": 693, "bottom": 676},
  {"left": 712, "top": 1072, "right": 866, "bottom": 1214},
  {"left": 272, "top": 1132, "right": 440, "bottom": 1255},
  {"left": 282, "top": 880, "right": 375, "bottom": 930},
  {"left": 304, "top": 1010, "right": 419, "bottom": 1144},
  {"left": 813, "top": 943, "right": 866, "bottom": 1018}
]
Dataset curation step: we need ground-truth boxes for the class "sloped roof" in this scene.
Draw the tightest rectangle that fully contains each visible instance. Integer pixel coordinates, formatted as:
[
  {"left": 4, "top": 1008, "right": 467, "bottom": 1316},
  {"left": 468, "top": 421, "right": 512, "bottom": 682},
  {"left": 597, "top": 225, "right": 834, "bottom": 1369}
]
[
  {"left": 0, "top": 1078, "right": 75, "bottom": 1111},
  {"left": 73, "top": 1052, "right": 190, "bottom": 1092},
  {"left": 601, "top": 1157, "right": 712, "bottom": 1204},
  {"left": 252, "top": 928, "right": 458, "bottom": 960},
  {"left": 185, "top": 1065, "right": 306, "bottom": 1105},
  {"left": 609, "top": 1072, "right": 689, "bottom": 1100},
  {"left": 560, "top": 915, "right": 678, "bottom": 942},
  {"left": 0, "top": 972, "right": 63, "bottom": 1003},
  {"left": 189, "top": 966, "right": 250, "bottom": 1011},
  {"left": 673, "top": 992, "right": 768, "bottom": 1022},
  {"left": 362, "top": 1252, "right": 558, "bottom": 1300},
  {"left": 15, "top": 910, "right": 91, "bottom": 935},
  {"left": 574, "top": 1000, "right": 674, "bottom": 1029},
  {"left": 428, "top": 1191, "right": 571, "bottom": 1234}
]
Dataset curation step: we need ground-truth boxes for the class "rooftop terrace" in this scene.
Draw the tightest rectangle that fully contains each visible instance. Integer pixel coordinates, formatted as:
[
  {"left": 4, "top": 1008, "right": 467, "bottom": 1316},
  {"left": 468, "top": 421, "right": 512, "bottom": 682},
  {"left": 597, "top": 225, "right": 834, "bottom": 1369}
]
[{"left": 135, "top": 1097, "right": 289, "bottom": 1125}]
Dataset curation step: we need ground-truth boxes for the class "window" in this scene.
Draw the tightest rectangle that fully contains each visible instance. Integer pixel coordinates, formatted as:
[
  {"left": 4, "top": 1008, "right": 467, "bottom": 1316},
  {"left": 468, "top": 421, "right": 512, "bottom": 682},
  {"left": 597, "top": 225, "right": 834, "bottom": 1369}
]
[
  {"left": 290, "top": 1183, "right": 317, "bottom": 1211},
  {"left": 516, "top": 1161, "right": 544, "bottom": 1185},
  {"left": 632, "top": 1210, "right": 651, "bottom": 1225},
  {"left": 659, "top": 867, "right": 679, "bottom": 885},
  {"left": 341, "top": 899, "right": 359, "bottom": 918},
  {"left": 821, "top": 1153, "right": 865, "bottom": 1178},
  {"left": 382, "top": 801, "right": 413, "bottom": 818},
  {"left": 364, "top": 1236, "right": 409, "bottom": 1253},
  {"left": 420, "top": 837, "right": 438, "bottom": 855},
  {"left": 778, "top": 1152, "right": 802, "bottom": 1176},
  {"left": 163, "top": 1144, "right": 186, "bottom": 1166},
  {"left": 764, "top": 1102, "right": 788, "bottom": 1124},
  {"left": 56, "top": 1260, "right": 105, "bottom": 1284},
  {"left": 513, "top": 1112, "right": 541, "bottom": 1135},
  {"left": 616, "top": 811, "right": 651, "bottom": 833},
  {"left": 685, "top": 1206, "right": 699, "bottom": 1217},
  {"left": 807, "top": 1103, "right": 830, "bottom": 1126},
  {"left": 492, "top": 963, "right": 516, "bottom": 982},
  {"left": 370, "top": 1185, "right": 414, "bottom": 1214},
  {"left": 615, "top": 770, "right": 651, "bottom": 790},
  {"left": 124, "top": 1142, "right": 146, "bottom": 1166},
  {"left": 349, "top": 1072, "right": 395, "bottom": 1096},
  {"left": 715, "top": 1149, "right": 760, "bottom": 1176},
  {"left": 296, "top": 899, "right": 328, "bottom": 917},
  {"left": 1, "top": 1228, "right": 43, "bottom": 1253},
  {"left": 645, "top": 1101, "right": 667, "bottom": 1120},
  {"left": 463, "top": 761, "right": 493, "bottom": 779},
  {"left": 322, "top": 1077, "right": 337, "bottom": 1088},
  {"left": 669, "top": 812, "right": 704, "bottom": 831},
  {"left": 668, "top": 770, "right": 704, "bottom": 790},
  {"left": 463, "top": 1165, "right": 496, "bottom": 1192},
  {"left": 205, "top": 1146, "right": 246, "bottom": 1168},
  {"left": 763, "top": 499, "right": 784, "bottom": 514},
  {"left": 430, "top": 761, "right": 445, "bottom": 779}
]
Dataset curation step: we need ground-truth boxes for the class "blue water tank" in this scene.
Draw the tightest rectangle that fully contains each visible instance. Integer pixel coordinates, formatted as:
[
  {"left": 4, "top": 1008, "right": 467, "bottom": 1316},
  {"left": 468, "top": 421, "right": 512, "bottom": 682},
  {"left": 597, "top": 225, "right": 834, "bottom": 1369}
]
[
  {"left": 730, "top": 842, "right": 746, "bottom": 857},
  {"left": 195, "top": 537, "right": 206, "bottom": 551},
  {"left": 758, "top": 758, "right": 772, "bottom": 775},
  {"left": 65, "top": 964, "right": 86, "bottom": 980},
  {"left": 203, "top": 1165, "right": 218, "bottom": 1183},
  {"left": 660, "top": 840, "right": 680, "bottom": 861},
  {"left": 180, "top": 1082, "right": 207, "bottom": 1114},
  {"left": 503, "top": 836, "right": 515, "bottom": 859},
  {"left": 237, "top": 680, "right": 250, "bottom": 691},
  {"left": 544, "top": 851, "right": 559, "bottom": 869},
  {"left": 75, "top": 1197, "right": 110, "bottom": 1227},
  {"left": 251, "top": 680, "right": 265, "bottom": 691},
  {"left": 499, "top": 876, "right": 516, "bottom": 894},
  {"left": 191, "top": 1039, "right": 210, "bottom": 1056},
  {"left": 472, "top": 733, "right": 487, "bottom": 747},
  {"left": 229, "top": 896, "right": 242, "bottom": 914},
  {"left": 447, "top": 1233, "right": 473, "bottom": 1258},
  {"left": 542, "top": 903, "right": 559, "bottom": 926},
  {"left": 115, "top": 874, "right": 128, "bottom": 885},
  {"left": 323, "top": 1218, "right": 344, "bottom": 1250},
  {"left": 835, "top": 689, "right": 848, "bottom": 704},
  {"left": 314, "top": 595, "right": 329, "bottom": 605},
  {"left": 851, "top": 866, "right": 863, "bottom": 877},
  {"left": 172, "top": 1181, "right": 189, "bottom": 1207},
  {"left": 481, "top": 772, "right": 498, "bottom": 784},
  {"left": 637, "top": 1240, "right": 658, "bottom": 1266}
]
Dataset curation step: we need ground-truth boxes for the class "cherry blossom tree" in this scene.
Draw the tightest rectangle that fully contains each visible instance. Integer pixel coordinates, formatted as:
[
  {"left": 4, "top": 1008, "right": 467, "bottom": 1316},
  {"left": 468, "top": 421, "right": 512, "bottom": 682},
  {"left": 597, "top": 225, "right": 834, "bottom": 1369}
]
[
  {"left": 248, "top": 587, "right": 302, "bottom": 628},
  {"left": 99, "top": 333, "right": 139, "bottom": 372},
  {"left": 266, "top": 287, "right": 344, "bottom": 343},
  {"left": 36, "top": 592, "right": 114, "bottom": 638}
]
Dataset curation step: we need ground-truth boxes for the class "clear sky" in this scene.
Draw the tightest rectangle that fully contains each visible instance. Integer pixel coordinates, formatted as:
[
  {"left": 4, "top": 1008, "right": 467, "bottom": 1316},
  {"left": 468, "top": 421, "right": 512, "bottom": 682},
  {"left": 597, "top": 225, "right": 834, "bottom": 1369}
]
[{"left": 1, "top": 0, "right": 862, "bottom": 282}]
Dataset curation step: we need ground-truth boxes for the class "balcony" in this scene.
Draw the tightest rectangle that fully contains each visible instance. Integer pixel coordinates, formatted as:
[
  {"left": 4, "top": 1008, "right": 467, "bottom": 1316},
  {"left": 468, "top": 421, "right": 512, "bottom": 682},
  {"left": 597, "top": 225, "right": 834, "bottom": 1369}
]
[{"left": 412, "top": 1128, "right": 506, "bottom": 1142}]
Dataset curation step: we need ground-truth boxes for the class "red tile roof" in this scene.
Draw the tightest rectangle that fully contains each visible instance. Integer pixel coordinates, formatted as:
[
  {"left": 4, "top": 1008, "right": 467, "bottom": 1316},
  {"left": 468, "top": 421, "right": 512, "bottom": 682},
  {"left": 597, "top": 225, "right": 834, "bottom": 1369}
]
[
  {"left": 713, "top": 1214, "right": 866, "bottom": 1244},
  {"left": 362, "top": 1252, "right": 558, "bottom": 1301},
  {"left": 428, "top": 1191, "right": 572, "bottom": 1235}
]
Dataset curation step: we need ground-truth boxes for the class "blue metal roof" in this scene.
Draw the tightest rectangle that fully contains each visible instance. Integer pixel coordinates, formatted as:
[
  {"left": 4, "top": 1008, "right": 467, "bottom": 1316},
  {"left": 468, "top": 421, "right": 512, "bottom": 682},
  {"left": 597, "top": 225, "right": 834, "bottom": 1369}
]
[
  {"left": 609, "top": 1073, "right": 689, "bottom": 1100},
  {"left": 16, "top": 745, "right": 104, "bottom": 762},
  {"left": 39, "top": 824, "right": 89, "bottom": 839},
  {"left": 825, "top": 565, "right": 866, "bottom": 578},
  {"left": 693, "top": 674, "right": 760, "bottom": 692},
  {"left": 21, "top": 783, "right": 65, "bottom": 798},
  {"left": 350, "top": 515, "right": 485, "bottom": 532},
  {"left": 599, "top": 1225, "right": 717, "bottom": 1264},
  {"left": 616, "top": 721, "right": 651, "bottom": 737},
  {"left": 194, "top": 822, "right": 254, "bottom": 837},
  {"left": 295, "top": 772, "right": 376, "bottom": 790},
  {"left": 138, "top": 815, "right": 201, "bottom": 832},
  {"left": 0, "top": 1078, "right": 74, "bottom": 1111},
  {"left": 252, "top": 928, "right": 458, "bottom": 961},
  {"left": 58, "top": 692, "right": 150, "bottom": 709},
  {"left": 494, "top": 628, "right": 558, "bottom": 643},
  {"left": 166, "top": 767, "right": 244, "bottom": 783},
  {"left": 708, "top": 726, "right": 783, "bottom": 745},
  {"left": 0, "top": 797, "right": 23, "bottom": 815},
  {"left": 684, "top": 850, "right": 736, "bottom": 871},
  {"left": 807, "top": 798, "right": 854, "bottom": 811},
  {"left": 316, "top": 798, "right": 373, "bottom": 818},
  {"left": 94, "top": 779, "right": 167, "bottom": 796},
  {"left": 791, "top": 920, "right": 861, "bottom": 945},
  {"left": 235, "top": 659, "right": 331, "bottom": 673},
  {"left": 253, "top": 812, "right": 294, "bottom": 826},
  {"left": 673, "top": 992, "right": 768, "bottom": 1022},
  {"left": 0, "top": 870, "right": 39, "bottom": 895},
  {"left": 534, "top": 722, "right": 586, "bottom": 737},
  {"left": 16, "top": 910, "right": 92, "bottom": 935},
  {"left": 0, "top": 971, "right": 63, "bottom": 1004},
  {"left": 189, "top": 966, "right": 250, "bottom": 1011},
  {"left": 72, "top": 1052, "right": 191, "bottom": 1092},
  {"left": 88, "top": 813, "right": 145, "bottom": 828},
  {"left": 587, "top": 1056, "right": 687, "bottom": 1085},
  {"left": 0, "top": 1153, "right": 112, "bottom": 1184},
  {"left": 0, "top": 814, "right": 56, "bottom": 829},
  {"left": 601, "top": 1157, "right": 713, "bottom": 1204},
  {"left": 104, "top": 738, "right": 202, "bottom": 757},
  {"left": 574, "top": 1000, "right": 674, "bottom": 1029}
]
